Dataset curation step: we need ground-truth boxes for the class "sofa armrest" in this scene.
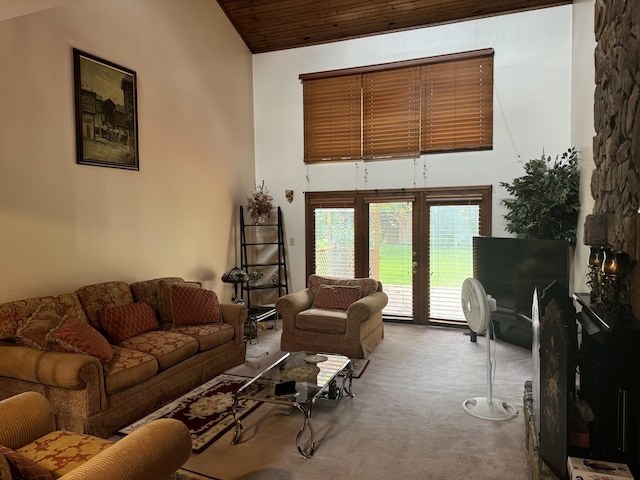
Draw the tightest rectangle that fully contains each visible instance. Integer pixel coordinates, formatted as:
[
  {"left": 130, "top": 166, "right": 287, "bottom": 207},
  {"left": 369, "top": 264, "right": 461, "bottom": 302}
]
[
  {"left": 0, "top": 345, "right": 105, "bottom": 391},
  {"left": 220, "top": 303, "right": 247, "bottom": 345},
  {"left": 347, "top": 291, "right": 389, "bottom": 323},
  {"left": 0, "top": 391, "right": 56, "bottom": 449},
  {"left": 60, "top": 418, "right": 192, "bottom": 480},
  {"left": 276, "top": 289, "right": 315, "bottom": 331}
]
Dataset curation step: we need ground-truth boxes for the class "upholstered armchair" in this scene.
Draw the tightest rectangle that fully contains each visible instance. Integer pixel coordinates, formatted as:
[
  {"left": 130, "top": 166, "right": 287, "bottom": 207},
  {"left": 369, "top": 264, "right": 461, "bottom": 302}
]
[
  {"left": 0, "top": 391, "right": 191, "bottom": 480},
  {"left": 276, "top": 275, "right": 388, "bottom": 359}
]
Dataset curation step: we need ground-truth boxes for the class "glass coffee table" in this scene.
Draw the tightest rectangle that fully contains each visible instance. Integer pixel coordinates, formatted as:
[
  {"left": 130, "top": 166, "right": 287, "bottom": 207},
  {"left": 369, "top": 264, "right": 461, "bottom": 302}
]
[{"left": 231, "top": 351, "right": 354, "bottom": 458}]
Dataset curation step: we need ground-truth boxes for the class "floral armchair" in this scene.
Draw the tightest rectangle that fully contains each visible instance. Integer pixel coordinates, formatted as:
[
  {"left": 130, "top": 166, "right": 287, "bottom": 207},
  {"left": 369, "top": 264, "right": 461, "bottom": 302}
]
[
  {"left": 0, "top": 391, "right": 191, "bottom": 480},
  {"left": 276, "top": 275, "right": 388, "bottom": 359}
]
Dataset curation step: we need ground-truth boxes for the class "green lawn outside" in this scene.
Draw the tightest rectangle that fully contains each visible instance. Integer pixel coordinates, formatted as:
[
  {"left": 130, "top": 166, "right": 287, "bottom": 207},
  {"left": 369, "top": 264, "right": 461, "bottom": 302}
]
[{"left": 376, "top": 244, "right": 472, "bottom": 288}]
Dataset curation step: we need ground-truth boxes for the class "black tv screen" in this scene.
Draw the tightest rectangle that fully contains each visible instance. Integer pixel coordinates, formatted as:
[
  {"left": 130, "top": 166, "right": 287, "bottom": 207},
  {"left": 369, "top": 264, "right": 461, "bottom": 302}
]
[{"left": 473, "top": 236, "right": 570, "bottom": 319}]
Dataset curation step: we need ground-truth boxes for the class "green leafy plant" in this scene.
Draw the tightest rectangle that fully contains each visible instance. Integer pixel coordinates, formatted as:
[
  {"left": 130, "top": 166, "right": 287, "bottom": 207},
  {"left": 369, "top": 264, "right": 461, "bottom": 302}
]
[{"left": 500, "top": 148, "right": 580, "bottom": 246}]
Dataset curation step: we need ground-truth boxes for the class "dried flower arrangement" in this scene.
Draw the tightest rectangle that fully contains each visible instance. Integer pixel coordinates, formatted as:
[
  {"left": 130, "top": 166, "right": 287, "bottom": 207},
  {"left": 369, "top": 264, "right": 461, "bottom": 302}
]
[{"left": 247, "top": 180, "right": 274, "bottom": 224}]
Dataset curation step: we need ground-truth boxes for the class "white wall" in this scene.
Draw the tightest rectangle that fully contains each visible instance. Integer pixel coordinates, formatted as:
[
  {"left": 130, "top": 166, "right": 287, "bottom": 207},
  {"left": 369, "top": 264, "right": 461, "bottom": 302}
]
[
  {"left": 571, "top": 0, "right": 597, "bottom": 295},
  {"left": 253, "top": 6, "right": 574, "bottom": 292},
  {"left": 0, "top": 0, "right": 255, "bottom": 302}
]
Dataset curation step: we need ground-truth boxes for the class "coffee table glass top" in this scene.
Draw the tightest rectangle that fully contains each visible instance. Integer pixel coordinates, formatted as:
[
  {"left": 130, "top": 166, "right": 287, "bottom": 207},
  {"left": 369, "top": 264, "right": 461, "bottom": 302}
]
[{"left": 236, "top": 351, "right": 350, "bottom": 404}]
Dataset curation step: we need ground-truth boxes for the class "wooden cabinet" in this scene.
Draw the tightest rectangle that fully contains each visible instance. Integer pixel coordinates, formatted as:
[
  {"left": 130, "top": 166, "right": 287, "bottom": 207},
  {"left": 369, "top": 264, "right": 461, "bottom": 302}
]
[{"left": 574, "top": 293, "right": 640, "bottom": 476}]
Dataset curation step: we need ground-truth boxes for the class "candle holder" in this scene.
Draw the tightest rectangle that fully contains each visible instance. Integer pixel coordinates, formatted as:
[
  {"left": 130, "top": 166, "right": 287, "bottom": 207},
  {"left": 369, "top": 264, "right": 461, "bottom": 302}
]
[{"left": 588, "top": 248, "right": 633, "bottom": 315}]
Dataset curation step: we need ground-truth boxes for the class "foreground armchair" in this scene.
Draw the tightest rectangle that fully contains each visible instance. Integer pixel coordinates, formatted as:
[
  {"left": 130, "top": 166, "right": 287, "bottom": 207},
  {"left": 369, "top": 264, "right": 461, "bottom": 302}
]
[
  {"left": 276, "top": 275, "right": 388, "bottom": 359},
  {"left": 0, "top": 391, "right": 191, "bottom": 480}
]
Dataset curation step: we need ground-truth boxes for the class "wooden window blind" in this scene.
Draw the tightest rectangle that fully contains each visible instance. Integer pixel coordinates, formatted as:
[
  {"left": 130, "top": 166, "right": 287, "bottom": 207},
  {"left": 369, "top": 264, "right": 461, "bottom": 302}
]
[
  {"left": 421, "top": 56, "right": 493, "bottom": 153},
  {"left": 301, "top": 49, "right": 493, "bottom": 163},
  {"left": 363, "top": 67, "right": 421, "bottom": 160},
  {"left": 303, "top": 75, "right": 362, "bottom": 162}
]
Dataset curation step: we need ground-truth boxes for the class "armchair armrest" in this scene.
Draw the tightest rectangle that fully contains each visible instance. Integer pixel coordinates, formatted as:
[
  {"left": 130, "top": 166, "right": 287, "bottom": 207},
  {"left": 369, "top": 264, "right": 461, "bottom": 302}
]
[
  {"left": 220, "top": 303, "right": 248, "bottom": 345},
  {"left": 61, "top": 418, "right": 192, "bottom": 480},
  {"left": 276, "top": 289, "right": 315, "bottom": 331},
  {"left": 347, "top": 291, "right": 389, "bottom": 323},
  {"left": 0, "top": 391, "right": 55, "bottom": 449}
]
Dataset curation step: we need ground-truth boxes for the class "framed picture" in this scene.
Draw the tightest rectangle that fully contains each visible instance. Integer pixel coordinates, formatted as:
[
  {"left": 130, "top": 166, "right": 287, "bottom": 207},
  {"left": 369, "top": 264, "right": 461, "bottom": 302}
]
[{"left": 73, "top": 48, "right": 139, "bottom": 170}]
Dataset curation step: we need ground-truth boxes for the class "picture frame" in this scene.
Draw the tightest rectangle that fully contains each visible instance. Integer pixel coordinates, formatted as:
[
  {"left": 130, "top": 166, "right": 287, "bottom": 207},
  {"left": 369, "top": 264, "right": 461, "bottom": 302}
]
[{"left": 73, "top": 48, "right": 139, "bottom": 170}]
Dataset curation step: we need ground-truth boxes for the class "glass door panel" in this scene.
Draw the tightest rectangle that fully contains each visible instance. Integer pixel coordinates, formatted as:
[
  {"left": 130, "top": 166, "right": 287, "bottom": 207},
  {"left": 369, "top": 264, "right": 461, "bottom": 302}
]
[
  {"left": 314, "top": 208, "right": 355, "bottom": 277},
  {"left": 428, "top": 204, "right": 479, "bottom": 322},
  {"left": 369, "top": 201, "right": 413, "bottom": 318}
]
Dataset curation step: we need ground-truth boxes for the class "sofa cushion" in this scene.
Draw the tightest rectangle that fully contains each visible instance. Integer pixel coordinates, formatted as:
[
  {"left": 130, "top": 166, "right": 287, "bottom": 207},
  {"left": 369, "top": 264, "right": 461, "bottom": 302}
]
[
  {"left": 75, "top": 282, "right": 133, "bottom": 329},
  {"left": 295, "top": 308, "right": 347, "bottom": 334},
  {"left": 0, "top": 293, "right": 88, "bottom": 340},
  {"left": 17, "top": 431, "right": 113, "bottom": 477},
  {"left": 15, "top": 306, "right": 64, "bottom": 351},
  {"left": 104, "top": 346, "right": 158, "bottom": 395},
  {"left": 130, "top": 277, "right": 185, "bottom": 319},
  {"left": 171, "top": 322, "right": 235, "bottom": 351},
  {"left": 0, "top": 445, "right": 55, "bottom": 480},
  {"left": 98, "top": 302, "right": 160, "bottom": 342},
  {"left": 47, "top": 317, "right": 115, "bottom": 365},
  {"left": 169, "top": 286, "right": 222, "bottom": 326},
  {"left": 118, "top": 330, "right": 199, "bottom": 371},
  {"left": 158, "top": 280, "right": 202, "bottom": 324},
  {"left": 308, "top": 275, "right": 379, "bottom": 298},
  {"left": 313, "top": 285, "right": 362, "bottom": 310}
]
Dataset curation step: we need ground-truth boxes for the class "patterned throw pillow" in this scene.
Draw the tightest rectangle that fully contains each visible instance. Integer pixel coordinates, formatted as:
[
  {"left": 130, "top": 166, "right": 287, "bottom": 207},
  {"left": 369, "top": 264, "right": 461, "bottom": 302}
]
[
  {"left": 47, "top": 317, "right": 115, "bottom": 365},
  {"left": 15, "top": 306, "right": 64, "bottom": 351},
  {"left": 158, "top": 280, "right": 202, "bottom": 324},
  {"left": 0, "top": 445, "right": 55, "bottom": 480},
  {"left": 170, "top": 286, "right": 222, "bottom": 326},
  {"left": 97, "top": 302, "right": 160, "bottom": 342},
  {"left": 74, "top": 282, "right": 134, "bottom": 329},
  {"left": 313, "top": 285, "right": 362, "bottom": 310}
]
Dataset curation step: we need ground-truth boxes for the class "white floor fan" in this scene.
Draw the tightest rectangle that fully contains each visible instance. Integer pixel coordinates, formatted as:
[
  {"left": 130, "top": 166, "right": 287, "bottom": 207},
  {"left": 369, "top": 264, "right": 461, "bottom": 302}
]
[{"left": 461, "top": 277, "right": 518, "bottom": 421}]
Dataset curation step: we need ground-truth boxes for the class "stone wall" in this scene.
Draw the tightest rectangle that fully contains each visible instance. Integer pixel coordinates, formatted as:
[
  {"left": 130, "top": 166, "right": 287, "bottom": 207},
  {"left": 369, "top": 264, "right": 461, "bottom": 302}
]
[{"left": 586, "top": 0, "right": 640, "bottom": 315}]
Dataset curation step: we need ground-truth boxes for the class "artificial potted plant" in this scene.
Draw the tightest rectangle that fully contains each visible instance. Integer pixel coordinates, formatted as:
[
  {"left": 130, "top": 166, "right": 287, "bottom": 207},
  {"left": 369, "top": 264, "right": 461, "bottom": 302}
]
[
  {"left": 500, "top": 147, "right": 580, "bottom": 246},
  {"left": 247, "top": 180, "right": 274, "bottom": 224}
]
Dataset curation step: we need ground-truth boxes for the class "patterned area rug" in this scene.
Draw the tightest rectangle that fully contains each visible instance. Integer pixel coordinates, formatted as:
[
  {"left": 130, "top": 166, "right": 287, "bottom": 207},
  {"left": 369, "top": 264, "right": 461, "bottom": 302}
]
[{"left": 119, "top": 374, "right": 266, "bottom": 453}]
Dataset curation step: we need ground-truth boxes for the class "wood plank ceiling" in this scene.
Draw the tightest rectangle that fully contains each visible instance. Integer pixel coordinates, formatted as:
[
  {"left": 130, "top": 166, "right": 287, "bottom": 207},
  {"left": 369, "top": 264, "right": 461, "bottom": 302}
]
[{"left": 216, "top": 0, "right": 572, "bottom": 54}]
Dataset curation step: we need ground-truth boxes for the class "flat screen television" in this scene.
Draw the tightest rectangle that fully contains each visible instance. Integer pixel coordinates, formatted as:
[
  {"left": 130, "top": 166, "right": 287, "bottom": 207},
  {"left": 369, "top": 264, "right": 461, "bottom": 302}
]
[{"left": 473, "top": 236, "right": 570, "bottom": 347}]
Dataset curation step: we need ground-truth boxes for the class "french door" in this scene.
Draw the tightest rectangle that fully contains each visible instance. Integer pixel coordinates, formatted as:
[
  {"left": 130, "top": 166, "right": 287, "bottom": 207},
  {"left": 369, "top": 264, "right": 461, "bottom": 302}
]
[{"left": 305, "top": 187, "right": 491, "bottom": 323}]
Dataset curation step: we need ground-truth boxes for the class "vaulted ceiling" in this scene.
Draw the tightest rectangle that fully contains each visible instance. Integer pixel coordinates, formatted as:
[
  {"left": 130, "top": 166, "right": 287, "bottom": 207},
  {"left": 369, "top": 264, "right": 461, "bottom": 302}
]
[{"left": 216, "top": 0, "right": 572, "bottom": 54}]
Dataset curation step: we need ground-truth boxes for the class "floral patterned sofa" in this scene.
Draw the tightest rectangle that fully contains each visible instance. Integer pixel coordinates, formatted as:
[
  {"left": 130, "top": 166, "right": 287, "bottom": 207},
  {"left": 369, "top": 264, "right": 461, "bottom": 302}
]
[
  {"left": 276, "top": 275, "right": 388, "bottom": 359},
  {"left": 0, "top": 277, "right": 245, "bottom": 438}
]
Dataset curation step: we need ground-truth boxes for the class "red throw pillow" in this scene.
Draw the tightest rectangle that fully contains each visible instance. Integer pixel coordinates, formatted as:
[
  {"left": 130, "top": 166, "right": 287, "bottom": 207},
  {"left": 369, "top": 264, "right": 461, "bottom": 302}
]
[
  {"left": 97, "top": 302, "right": 160, "bottom": 342},
  {"left": 47, "top": 317, "right": 115, "bottom": 365},
  {"left": 0, "top": 445, "right": 56, "bottom": 480},
  {"left": 313, "top": 285, "right": 362, "bottom": 310},
  {"left": 170, "top": 286, "right": 222, "bottom": 326}
]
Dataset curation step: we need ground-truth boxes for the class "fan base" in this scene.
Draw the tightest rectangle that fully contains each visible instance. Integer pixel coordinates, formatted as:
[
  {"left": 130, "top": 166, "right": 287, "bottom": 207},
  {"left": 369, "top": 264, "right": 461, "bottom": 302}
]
[{"left": 462, "top": 397, "right": 518, "bottom": 421}]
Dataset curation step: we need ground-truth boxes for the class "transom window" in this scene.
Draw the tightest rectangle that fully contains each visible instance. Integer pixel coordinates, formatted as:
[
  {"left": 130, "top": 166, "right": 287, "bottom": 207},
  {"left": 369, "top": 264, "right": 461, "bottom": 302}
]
[{"left": 301, "top": 48, "right": 494, "bottom": 163}]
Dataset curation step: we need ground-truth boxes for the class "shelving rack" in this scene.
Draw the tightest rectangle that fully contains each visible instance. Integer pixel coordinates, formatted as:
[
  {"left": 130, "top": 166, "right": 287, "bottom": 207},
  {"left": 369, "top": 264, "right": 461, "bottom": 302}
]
[{"left": 239, "top": 205, "right": 289, "bottom": 312}]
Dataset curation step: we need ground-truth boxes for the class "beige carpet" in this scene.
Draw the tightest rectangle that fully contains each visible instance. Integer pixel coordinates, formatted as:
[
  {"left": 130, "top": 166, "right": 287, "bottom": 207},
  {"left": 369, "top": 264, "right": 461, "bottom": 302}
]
[{"left": 182, "top": 322, "right": 533, "bottom": 479}]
